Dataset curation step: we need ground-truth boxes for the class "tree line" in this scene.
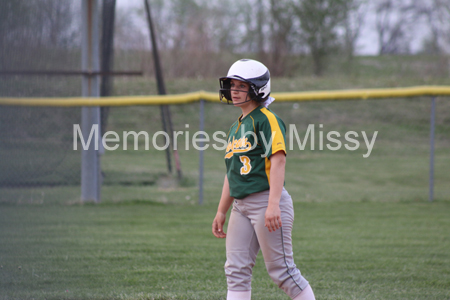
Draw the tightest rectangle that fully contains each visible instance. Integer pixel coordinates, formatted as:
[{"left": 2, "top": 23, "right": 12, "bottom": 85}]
[
  {"left": 120, "top": 0, "right": 450, "bottom": 76},
  {"left": 1, "top": 0, "right": 449, "bottom": 77}
]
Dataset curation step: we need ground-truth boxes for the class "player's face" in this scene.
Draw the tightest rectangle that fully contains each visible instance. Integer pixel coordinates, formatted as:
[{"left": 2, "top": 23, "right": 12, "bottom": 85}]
[{"left": 230, "top": 79, "right": 250, "bottom": 106}]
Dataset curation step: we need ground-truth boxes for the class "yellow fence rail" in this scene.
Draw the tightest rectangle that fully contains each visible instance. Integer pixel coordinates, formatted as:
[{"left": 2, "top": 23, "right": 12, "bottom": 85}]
[{"left": 1, "top": 85, "right": 450, "bottom": 106}]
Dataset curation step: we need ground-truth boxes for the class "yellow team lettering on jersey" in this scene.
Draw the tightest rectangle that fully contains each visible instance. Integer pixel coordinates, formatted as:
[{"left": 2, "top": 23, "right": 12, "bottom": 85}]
[
  {"left": 239, "top": 155, "right": 252, "bottom": 175},
  {"left": 225, "top": 136, "right": 253, "bottom": 159}
]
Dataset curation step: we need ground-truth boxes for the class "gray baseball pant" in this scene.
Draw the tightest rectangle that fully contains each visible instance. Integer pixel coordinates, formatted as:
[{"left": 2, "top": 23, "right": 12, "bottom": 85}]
[{"left": 225, "top": 188, "right": 309, "bottom": 299}]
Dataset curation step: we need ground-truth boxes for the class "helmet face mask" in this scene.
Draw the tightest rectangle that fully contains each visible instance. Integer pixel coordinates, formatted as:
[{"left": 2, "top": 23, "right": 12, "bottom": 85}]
[
  {"left": 219, "top": 59, "right": 271, "bottom": 105},
  {"left": 219, "top": 78, "right": 255, "bottom": 105}
]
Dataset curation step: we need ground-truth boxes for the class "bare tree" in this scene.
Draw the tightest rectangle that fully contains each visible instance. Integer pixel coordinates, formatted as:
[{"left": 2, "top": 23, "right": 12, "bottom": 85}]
[
  {"left": 342, "top": 0, "right": 368, "bottom": 61},
  {"left": 0, "top": 0, "right": 79, "bottom": 71},
  {"left": 293, "top": 0, "right": 350, "bottom": 76},
  {"left": 0, "top": 0, "right": 78, "bottom": 49},
  {"left": 264, "top": 0, "right": 295, "bottom": 75},
  {"left": 231, "top": 0, "right": 267, "bottom": 54},
  {"left": 374, "top": 0, "right": 416, "bottom": 55},
  {"left": 40, "top": 0, "right": 77, "bottom": 47},
  {"left": 257, "top": 0, "right": 265, "bottom": 57},
  {"left": 438, "top": 0, "right": 450, "bottom": 54},
  {"left": 0, "top": 0, "right": 33, "bottom": 49},
  {"left": 114, "top": 6, "right": 147, "bottom": 51},
  {"left": 414, "top": 0, "right": 450, "bottom": 54}
]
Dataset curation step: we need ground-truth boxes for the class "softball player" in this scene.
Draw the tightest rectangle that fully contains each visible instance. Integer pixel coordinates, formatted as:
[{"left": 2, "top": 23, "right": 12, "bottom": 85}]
[{"left": 212, "top": 59, "right": 316, "bottom": 300}]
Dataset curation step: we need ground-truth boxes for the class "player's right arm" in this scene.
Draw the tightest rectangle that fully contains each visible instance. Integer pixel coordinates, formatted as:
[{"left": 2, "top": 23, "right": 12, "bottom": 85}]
[{"left": 212, "top": 175, "right": 234, "bottom": 239}]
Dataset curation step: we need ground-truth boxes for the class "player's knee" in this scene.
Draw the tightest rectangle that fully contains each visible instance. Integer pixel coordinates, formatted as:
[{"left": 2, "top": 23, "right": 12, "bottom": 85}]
[
  {"left": 265, "top": 260, "right": 289, "bottom": 287},
  {"left": 224, "top": 253, "right": 255, "bottom": 290},
  {"left": 265, "top": 259, "right": 308, "bottom": 297}
]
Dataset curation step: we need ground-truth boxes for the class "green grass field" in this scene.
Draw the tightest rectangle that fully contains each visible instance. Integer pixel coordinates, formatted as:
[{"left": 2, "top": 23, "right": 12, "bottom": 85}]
[
  {"left": 1, "top": 201, "right": 450, "bottom": 299},
  {"left": 1, "top": 55, "right": 450, "bottom": 299}
]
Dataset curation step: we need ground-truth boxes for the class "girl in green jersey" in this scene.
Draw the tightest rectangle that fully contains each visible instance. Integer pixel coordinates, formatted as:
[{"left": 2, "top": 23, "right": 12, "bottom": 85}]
[{"left": 212, "top": 59, "right": 316, "bottom": 300}]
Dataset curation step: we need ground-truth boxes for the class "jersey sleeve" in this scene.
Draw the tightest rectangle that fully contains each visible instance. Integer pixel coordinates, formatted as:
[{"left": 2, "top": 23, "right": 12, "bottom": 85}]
[{"left": 259, "top": 108, "right": 286, "bottom": 158}]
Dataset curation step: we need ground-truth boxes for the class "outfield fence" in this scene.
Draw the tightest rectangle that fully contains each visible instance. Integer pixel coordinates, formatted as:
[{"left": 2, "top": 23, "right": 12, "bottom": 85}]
[
  {"left": 2, "top": 0, "right": 449, "bottom": 207},
  {"left": 1, "top": 86, "right": 449, "bottom": 204}
]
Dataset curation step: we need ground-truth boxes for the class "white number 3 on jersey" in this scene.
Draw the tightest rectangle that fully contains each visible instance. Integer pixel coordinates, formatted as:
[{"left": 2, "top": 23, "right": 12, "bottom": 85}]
[{"left": 239, "top": 155, "right": 252, "bottom": 175}]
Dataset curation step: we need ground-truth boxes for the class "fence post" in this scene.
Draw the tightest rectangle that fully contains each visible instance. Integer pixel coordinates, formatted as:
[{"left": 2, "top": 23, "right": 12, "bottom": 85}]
[
  {"left": 429, "top": 97, "right": 436, "bottom": 202},
  {"left": 198, "top": 99, "right": 205, "bottom": 205}
]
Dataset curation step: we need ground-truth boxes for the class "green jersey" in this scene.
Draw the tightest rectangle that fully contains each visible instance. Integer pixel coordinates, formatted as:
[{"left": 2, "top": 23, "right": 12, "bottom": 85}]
[{"left": 225, "top": 105, "right": 287, "bottom": 199}]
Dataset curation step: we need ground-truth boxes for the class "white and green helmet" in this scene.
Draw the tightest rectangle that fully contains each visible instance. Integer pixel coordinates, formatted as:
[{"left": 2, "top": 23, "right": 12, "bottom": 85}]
[{"left": 219, "top": 59, "right": 271, "bottom": 105}]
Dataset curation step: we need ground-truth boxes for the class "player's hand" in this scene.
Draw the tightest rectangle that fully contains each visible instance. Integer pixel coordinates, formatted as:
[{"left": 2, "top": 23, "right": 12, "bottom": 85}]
[
  {"left": 212, "top": 212, "right": 227, "bottom": 238},
  {"left": 265, "top": 204, "right": 282, "bottom": 232}
]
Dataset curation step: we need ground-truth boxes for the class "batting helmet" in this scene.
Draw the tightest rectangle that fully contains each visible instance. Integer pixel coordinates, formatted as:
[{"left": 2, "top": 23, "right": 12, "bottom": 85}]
[{"left": 219, "top": 59, "right": 271, "bottom": 105}]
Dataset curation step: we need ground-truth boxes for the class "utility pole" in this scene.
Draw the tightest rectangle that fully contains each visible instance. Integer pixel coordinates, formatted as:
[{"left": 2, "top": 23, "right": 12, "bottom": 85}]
[
  {"left": 81, "top": 0, "right": 101, "bottom": 202},
  {"left": 144, "top": 0, "right": 182, "bottom": 180}
]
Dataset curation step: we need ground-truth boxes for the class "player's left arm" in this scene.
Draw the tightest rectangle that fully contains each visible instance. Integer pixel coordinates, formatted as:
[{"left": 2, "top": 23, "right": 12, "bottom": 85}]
[{"left": 265, "top": 150, "right": 285, "bottom": 232}]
